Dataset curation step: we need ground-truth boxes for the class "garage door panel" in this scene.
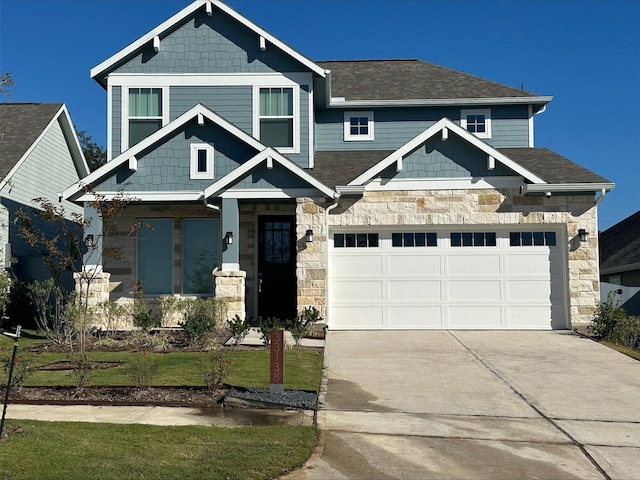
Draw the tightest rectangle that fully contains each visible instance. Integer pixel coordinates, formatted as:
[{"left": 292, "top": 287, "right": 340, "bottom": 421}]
[
  {"left": 331, "top": 255, "right": 383, "bottom": 276},
  {"left": 448, "top": 280, "right": 501, "bottom": 301},
  {"left": 332, "top": 280, "right": 383, "bottom": 302},
  {"left": 389, "top": 306, "right": 444, "bottom": 328},
  {"left": 388, "top": 255, "right": 441, "bottom": 276},
  {"left": 507, "top": 306, "right": 552, "bottom": 329},
  {"left": 389, "top": 280, "right": 442, "bottom": 301},
  {"left": 332, "top": 306, "right": 384, "bottom": 329},
  {"left": 449, "top": 306, "right": 502, "bottom": 328},
  {"left": 506, "top": 253, "right": 551, "bottom": 276},
  {"left": 448, "top": 254, "right": 501, "bottom": 275},
  {"left": 508, "top": 279, "right": 551, "bottom": 301}
]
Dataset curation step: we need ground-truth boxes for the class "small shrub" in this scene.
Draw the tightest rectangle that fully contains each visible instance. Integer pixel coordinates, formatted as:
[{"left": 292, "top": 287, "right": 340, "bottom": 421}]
[
  {"left": 125, "top": 352, "right": 158, "bottom": 388},
  {"left": 70, "top": 355, "right": 94, "bottom": 391},
  {"left": 612, "top": 316, "right": 640, "bottom": 350},
  {"left": 227, "top": 314, "right": 251, "bottom": 346},
  {"left": 180, "top": 298, "right": 227, "bottom": 346},
  {"left": 27, "top": 279, "right": 77, "bottom": 344},
  {"left": 198, "top": 348, "right": 232, "bottom": 393},
  {"left": 258, "top": 316, "right": 281, "bottom": 346},
  {"left": 287, "top": 307, "right": 323, "bottom": 347},
  {"left": 132, "top": 305, "right": 161, "bottom": 333},
  {"left": 0, "top": 349, "right": 32, "bottom": 390},
  {"left": 158, "top": 296, "right": 186, "bottom": 328},
  {"left": 96, "top": 300, "right": 130, "bottom": 336},
  {"left": 589, "top": 292, "right": 627, "bottom": 340}
]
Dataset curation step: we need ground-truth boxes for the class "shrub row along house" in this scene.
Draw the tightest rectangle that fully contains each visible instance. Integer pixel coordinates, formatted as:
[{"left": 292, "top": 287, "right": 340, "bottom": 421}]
[{"left": 62, "top": 0, "right": 613, "bottom": 330}]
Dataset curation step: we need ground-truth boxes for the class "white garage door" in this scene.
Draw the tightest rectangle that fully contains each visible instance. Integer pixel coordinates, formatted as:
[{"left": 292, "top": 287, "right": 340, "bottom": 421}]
[{"left": 329, "top": 229, "right": 567, "bottom": 330}]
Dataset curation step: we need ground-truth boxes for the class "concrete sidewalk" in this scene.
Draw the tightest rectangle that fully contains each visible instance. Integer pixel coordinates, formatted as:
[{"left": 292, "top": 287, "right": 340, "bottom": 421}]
[
  {"left": 6, "top": 403, "right": 314, "bottom": 427},
  {"left": 285, "top": 330, "right": 640, "bottom": 480}
]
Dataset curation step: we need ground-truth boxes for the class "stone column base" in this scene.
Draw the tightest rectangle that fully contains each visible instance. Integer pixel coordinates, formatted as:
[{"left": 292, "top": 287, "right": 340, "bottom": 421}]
[
  {"left": 214, "top": 270, "right": 246, "bottom": 322},
  {"left": 74, "top": 270, "right": 111, "bottom": 308}
]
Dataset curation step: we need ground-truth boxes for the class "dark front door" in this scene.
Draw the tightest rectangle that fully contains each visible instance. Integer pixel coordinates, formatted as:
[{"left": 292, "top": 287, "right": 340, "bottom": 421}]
[{"left": 258, "top": 215, "right": 297, "bottom": 321}]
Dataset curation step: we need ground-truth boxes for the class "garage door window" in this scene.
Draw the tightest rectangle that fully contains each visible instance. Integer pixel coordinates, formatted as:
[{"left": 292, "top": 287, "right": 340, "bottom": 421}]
[
  {"left": 392, "top": 232, "right": 437, "bottom": 247},
  {"left": 451, "top": 232, "right": 496, "bottom": 247},
  {"left": 334, "top": 233, "right": 379, "bottom": 248},
  {"left": 510, "top": 231, "right": 556, "bottom": 247}
]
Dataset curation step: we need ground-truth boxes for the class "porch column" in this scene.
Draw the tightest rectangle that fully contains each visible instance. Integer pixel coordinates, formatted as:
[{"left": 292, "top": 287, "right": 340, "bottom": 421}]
[
  {"left": 75, "top": 202, "right": 110, "bottom": 308},
  {"left": 216, "top": 197, "right": 245, "bottom": 321},
  {"left": 221, "top": 197, "right": 239, "bottom": 271}
]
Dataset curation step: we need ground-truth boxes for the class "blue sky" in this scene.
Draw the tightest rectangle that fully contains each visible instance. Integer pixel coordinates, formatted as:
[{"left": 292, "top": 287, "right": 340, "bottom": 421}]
[{"left": 0, "top": 0, "right": 638, "bottom": 230}]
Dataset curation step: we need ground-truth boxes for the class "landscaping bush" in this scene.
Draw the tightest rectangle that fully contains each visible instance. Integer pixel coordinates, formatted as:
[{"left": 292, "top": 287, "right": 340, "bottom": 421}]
[
  {"left": 287, "top": 307, "right": 322, "bottom": 347},
  {"left": 258, "top": 316, "right": 281, "bottom": 346},
  {"left": 198, "top": 348, "right": 232, "bottom": 392},
  {"left": 180, "top": 298, "right": 227, "bottom": 346},
  {"left": 125, "top": 352, "right": 158, "bottom": 388},
  {"left": 96, "top": 300, "right": 130, "bottom": 336},
  {"left": 589, "top": 292, "right": 627, "bottom": 340},
  {"left": 612, "top": 316, "right": 640, "bottom": 350},
  {"left": 132, "top": 306, "right": 160, "bottom": 333},
  {"left": 227, "top": 314, "right": 251, "bottom": 346},
  {"left": 0, "top": 349, "right": 32, "bottom": 390},
  {"left": 158, "top": 296, "right": 186, "bottom": 328},
  {"left": 27, "top": 278, "right": 78, "bottom": 344}
]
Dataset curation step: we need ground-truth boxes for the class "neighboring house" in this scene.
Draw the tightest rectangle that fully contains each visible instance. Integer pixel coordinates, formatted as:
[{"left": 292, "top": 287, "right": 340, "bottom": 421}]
[
  {"left": 63, "top": 0, "right": 613, "bottom": 330},
  {"left": 599, "top": 211, "right": 640, "bottom": 315},
  {"left": 0, "top": 103, "right": 90, "bottom": 287}
]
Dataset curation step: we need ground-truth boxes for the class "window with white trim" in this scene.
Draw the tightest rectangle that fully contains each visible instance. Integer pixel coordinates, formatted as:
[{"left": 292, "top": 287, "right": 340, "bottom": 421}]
[
  {"left": 344, "top": 111, "right": 374, "bottom": 141},
  {"left": 190, "top": 144, "right": 214, "bottom": 180},
  {"left": 137, "top": 219, "right": 173, "bottom": 295},
  {"left": 182, "top": 219, "right": 219, "bottom": 295},
  {"left": 460, "top": 109, "right": 491, "bottom": 139},
  {"left": 257, "top": 87, "right": 296, "bottom": 150},
  {"left": 127, "top": 87, "right": 165, "bottom": 148}
]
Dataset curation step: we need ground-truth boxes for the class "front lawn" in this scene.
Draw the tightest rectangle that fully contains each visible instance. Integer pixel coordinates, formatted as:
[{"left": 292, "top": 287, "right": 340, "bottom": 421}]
[{"left": 0, "top": 420, "right": 317, "bottom": 480}]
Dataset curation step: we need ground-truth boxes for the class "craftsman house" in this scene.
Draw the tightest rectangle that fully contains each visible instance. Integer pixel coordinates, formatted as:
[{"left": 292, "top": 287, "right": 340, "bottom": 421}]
[
  {"left": 0, "top": 103, "right": 89, "bottom": 287},
  {"left": 63, "top": 0, "right": 612, "bottom": 330}
]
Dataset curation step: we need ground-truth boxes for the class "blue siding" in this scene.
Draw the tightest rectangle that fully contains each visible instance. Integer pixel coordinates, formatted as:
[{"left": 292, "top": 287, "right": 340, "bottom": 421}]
[
  {"left": 96, "top": 120, "right": 258, "bottom": 192},
  {"left": 231, "top": 163, "right": 312, "bottom": 190},
  {"left": 113, "top": 11, "right": 307, "bottom": 75},
  {"left": 170, "top": 86, "right": 252, "bottom": 132},
  {"left": 316, "top": 105, "right": 530, "bottom": 151},
  {"left": 111, "top": 86, "right": 122, "bottom": 158},
  {"left": 382, "top": 135, "right": 513, "bottom": 180}
]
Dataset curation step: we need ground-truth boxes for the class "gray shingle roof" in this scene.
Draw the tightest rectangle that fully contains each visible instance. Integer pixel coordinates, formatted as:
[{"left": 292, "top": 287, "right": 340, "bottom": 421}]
[
  {"left": 599, "top": 210, "right": 640, "bottom": 271},
  {"left": 317, "top": 59, "right": 541, "bottom": 102},
  {"left": 0, "top": 103, "right": 63, "bottom": 178},
  {"left": 498, "top": 147, "right": 611, "bottom": 185},
  {"left": 310, "top": 150, "right": 394, "bottom": 187}
]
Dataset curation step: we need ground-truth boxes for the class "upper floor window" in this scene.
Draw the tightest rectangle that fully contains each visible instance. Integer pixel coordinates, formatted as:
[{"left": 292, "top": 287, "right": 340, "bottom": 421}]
[
  {"left": 257, "top": 87, "right": 295, "bottom": 150},
  {"left": 190, "top": 143, "right": 214, "bottom": 180},
  {"left": 344, "top": 111, "right": 374, "bottom": 141},
  {"left": 460, "top": 109, "right": 491, "bottom": 139},
  {"left": 128, "top": 88, "right": 164, "bottom": 147}
]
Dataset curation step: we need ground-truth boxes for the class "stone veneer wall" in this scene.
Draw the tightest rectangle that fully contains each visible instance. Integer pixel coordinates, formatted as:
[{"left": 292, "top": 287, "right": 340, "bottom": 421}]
[{"left": 297, "top": 189, "right": 600, "bottom": 328}]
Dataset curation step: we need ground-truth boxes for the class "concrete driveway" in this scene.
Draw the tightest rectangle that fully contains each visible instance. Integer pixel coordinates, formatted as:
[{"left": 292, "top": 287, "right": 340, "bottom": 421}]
[{"left": 284, "top": 331, "right": 640, "bottom": 479}]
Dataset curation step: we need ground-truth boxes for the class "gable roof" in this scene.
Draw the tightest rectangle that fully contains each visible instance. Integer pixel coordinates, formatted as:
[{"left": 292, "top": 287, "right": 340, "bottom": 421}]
[
  {"left": 90, "top": 0, "right": 326, "bottom": 87},
  {"left": 311, "top": 150, "right": 394, "bottom": 187},
  {"left": 0, "top": 103, "right": 89, "bottom": 184},
  {"left": 599, "top": 210, "right": 640, "bottom": 273},
  {"left": 318, "top": 59, "right": 552, "bottom": 106}
]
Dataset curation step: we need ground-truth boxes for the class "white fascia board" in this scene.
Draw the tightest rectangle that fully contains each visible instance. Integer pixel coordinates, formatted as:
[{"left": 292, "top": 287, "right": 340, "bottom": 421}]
[
  {"left": 523, "top": 183, "right": 615, "bottom": 194},
  {"left": 365, "top": 176, "right": 523, "bottom": 192},
  {"left": 220, "top": 188, "right": 321, "bottom": 199},
  {"left": 63, "top": 104, "right": 264, "bottom": 201},
  {"left": 348, "top": 118, "right": 546, "bottom": 186},
  {"left": 75, "top": 191, "right": 203, "bottom": 202},
  {"left": 328, "top": 96, "right": 553, "bottom": 109},
  {"left": 108, "top": 72, "right": 312, "bottom": 87},
  {"left": 91, "top": 1, "right": 326, "bottom": 85},
  {"left": 203, "top": 147, "right": 335, "bottom": 199}
]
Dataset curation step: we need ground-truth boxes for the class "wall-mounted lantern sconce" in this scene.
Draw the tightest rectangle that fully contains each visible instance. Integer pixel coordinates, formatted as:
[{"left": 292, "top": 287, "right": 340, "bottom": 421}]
[
  {"left": 85, "top": 234, "right": 94, "bottom": 246},
  {"left": 578, "top": 229, "right": 589, "bottom": 243},
  {"left": 305, "top": 229, "right": 314, "bottom": 243},
  {"left": 225, "top": 231, "right": 233, "bottom": 245}
]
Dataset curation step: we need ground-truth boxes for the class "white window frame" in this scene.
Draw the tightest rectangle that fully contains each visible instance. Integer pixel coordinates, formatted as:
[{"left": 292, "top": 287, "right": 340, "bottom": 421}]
[
  {"left": 190, "top": 143, "right": 214, "bottom": 180},
  {"left": 344, "top": 111, "right": 374, "bottom": 141},
  {"left": 460, "top": 108, "right": 491, "bottom": 139},
  {"left": 121, "top": 86, "right": 169, "bottom": 152},
  {"left": 252, "top": 85, "right": 299, "bottom": 153}
]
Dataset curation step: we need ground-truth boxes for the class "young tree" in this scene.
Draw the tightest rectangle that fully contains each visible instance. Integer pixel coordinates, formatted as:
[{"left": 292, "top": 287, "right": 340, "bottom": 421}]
[
  {"left": 75, "top": 129, "right": 107, "bottom": 172},
  {"left": 0, "top": 72, "right": 14, "bottom": 140}
]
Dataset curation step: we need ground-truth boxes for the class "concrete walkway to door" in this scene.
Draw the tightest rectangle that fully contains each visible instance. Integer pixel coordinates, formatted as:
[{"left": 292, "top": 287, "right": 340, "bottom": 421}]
[{"left": 283, "top": 330, "right": 640, "bottom": 480}]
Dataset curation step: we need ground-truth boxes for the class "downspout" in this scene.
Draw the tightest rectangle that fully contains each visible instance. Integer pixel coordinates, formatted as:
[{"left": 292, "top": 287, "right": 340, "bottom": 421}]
[
  {"left": 324, "top": 192, "right": 341, "bottom": 331},
  {"left": 594, "top": 187, "right": 606, "bottom": 206},
  {"left": 202, "top": 192, "right": 220, "bottom": 283}
]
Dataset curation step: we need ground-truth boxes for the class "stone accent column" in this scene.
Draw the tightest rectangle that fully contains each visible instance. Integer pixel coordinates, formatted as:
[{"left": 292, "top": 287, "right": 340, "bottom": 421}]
[
  {"left": 215, "top": 270, "right": 246, "bottom": 321},
  {"left": 74, "top": 271, "right": 111, "bottom": 308}
]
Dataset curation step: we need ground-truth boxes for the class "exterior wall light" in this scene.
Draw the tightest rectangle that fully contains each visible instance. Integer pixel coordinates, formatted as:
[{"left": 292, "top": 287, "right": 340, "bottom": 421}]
[
  {"left": 578, "top": 229, "right": 589, "bottom": 243},
  {"left": 85, "top": 234, "right": 94, "bottom": 246},
  {"left": 305, "top": 229, "right": 314, "bottom": 243},
  {"left": 225, "top": 231, "right": 233, "bottom": 245}
]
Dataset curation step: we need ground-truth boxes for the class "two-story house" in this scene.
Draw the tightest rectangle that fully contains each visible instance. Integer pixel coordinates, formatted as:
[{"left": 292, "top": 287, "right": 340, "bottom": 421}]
[{"left": 63, "top": 0, "right": 613, "bottom": 330}]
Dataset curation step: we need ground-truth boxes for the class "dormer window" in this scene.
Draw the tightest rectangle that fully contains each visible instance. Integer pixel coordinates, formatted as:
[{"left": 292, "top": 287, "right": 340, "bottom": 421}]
[
  {"left": 461, "top": 109, "right": 491, "bottom": 139},
  {"left": 344, "top": 111, "right": 374, "bottom": 141}
]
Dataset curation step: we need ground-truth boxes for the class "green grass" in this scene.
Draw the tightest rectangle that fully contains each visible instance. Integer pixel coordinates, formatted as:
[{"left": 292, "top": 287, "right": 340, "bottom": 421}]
[
  {"left": 0, "top": 420, "right": 317, "bottom": 480},
  {"left": 0, "top": 328, "right": 51, "bottom": 350},
  {"left": 22, "top": 349, "right": 324, "bottom": 391},
  {"left": 601, "top": 340, "right": 640, "bottom": 361}
]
